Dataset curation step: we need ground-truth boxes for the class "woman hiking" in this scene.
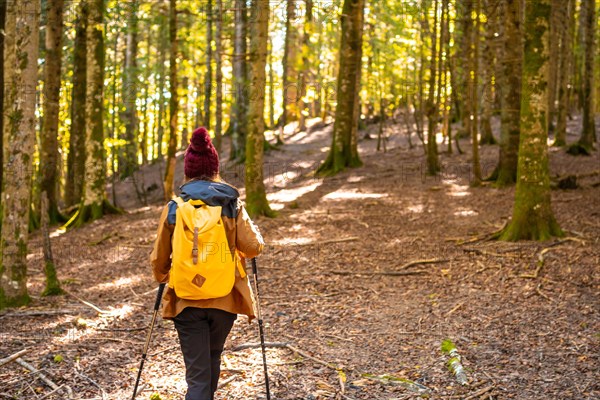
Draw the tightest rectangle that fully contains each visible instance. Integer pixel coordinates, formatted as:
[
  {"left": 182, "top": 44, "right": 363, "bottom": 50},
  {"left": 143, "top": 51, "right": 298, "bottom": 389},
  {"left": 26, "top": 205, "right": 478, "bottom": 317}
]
[{"left": 150, "top": 127, "right": 264, "bottom": 400}]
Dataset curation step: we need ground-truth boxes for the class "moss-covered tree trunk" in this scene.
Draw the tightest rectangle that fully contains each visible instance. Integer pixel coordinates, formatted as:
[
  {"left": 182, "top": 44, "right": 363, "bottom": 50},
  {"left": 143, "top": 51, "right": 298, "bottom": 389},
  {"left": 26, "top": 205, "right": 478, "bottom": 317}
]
[
  {"left": 493, "top": 0, "right": 522, "bottom": 187},
  {"left": 120, "top": 0, "right": 139, "bottom": 178},
  {"left": 40, "top": 0, "right": 65, "bottom": 224},
  {"left": 456, "top": 0, "right": 473, "bottom": 139},
  {"left": 66, "top": 0, "right": 119, "bottom": 229},
  {"left": 554, "top": 0, "right": 573, "bottom": 147},
  {"left": 203, "top": 0, "right": 213, "bottom": 130},
  {"left": 65, "top": 2, "right": 88, "bottom": 208},
  {"left": 499, "top": 0, "right": 563, "bottom": 242},
  {"left": 245, "top": 0, "right": 275, "bottom": 218},
  {"left": 546, "top": 0, "right": 560, "bottom": 134},
  {"left": 470, "top": 0, "right": 482, "bottom": 183},
  {"left": 214, "top": 0, "right": 223, "bottom": 153},
  {"left": 426, "top": 0, "right": 440, "bottom": 175},
  {"left": 316, "top": 0, "right": 364, "bottom": 176},
  {"left": 163, "top": 0, "right": 178, "bottom": 200},
  {"left": 40, "top": 193, "right": 63, "bottom": 296},
  {"left": 230, "top": 0, "right": 248, "bottom": 162},
  {"left": 0, "top": 0, "right": 40, "bottom": 309}
]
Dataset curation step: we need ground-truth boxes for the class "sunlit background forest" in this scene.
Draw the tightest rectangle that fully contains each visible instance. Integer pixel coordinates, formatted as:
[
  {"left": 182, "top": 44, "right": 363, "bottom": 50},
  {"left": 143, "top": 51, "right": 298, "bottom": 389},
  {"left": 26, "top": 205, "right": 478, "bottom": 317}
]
[{"left": 0, "top": 0, "right": 599, "bottom": 398}]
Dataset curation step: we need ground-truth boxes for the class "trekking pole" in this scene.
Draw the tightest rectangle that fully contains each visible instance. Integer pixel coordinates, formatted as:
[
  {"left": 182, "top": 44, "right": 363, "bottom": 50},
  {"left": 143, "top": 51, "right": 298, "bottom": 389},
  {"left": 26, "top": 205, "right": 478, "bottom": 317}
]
[
  {"left": 251, "top": 258, "right": 272, "bottom": 400},
  {"left": 131, "top": 282, "right": 166, "bottom": 400}
]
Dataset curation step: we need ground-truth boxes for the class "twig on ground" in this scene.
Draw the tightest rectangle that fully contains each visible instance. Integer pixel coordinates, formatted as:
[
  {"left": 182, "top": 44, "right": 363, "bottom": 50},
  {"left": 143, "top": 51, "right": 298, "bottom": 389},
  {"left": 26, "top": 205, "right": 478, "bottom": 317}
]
[
  {"left": 76, "top": 370, "right": 108, "bottom": 400},
  {"left": 285, "top": 344, "right": 338, "bottom": 370},
  {"left": 14, "top": 358, "right": 66, "bottom": 396},
  {"left": 397, "top": 258, "right": 448, "bottom": 270},
  {"left": 446, "top": 302, "right": 464, "bottom": 317},
  {"left": 463, "top": 384, "right": 495, "bottom": 400},
  {"left": 0, "top": 349, "right": 30, "bottom": 367},
  {"left": 231, "top": 342, "right": 289, "bottom": 351},
  {"left": 38, "top": 384, "right": 64, "bottom": 400},
  {"left": 217, "top": 374, "right": 240, "bottom": 389},
  {"left": 331, "top": 270, "right": 427, "bottom": 276},
  {"left": 0, "top": 309, "right": 80, "bottom": 319},
  {"left": 535, "top": 283, "right": 556, "bottom": 303},
  {"left": 64, "top": 290, "right": 108, "bottom": 314}
]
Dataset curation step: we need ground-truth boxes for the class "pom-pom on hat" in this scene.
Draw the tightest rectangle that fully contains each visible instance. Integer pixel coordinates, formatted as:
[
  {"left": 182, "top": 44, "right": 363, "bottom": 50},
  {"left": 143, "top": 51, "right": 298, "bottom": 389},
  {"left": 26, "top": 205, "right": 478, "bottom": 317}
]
[{"left": 184, "top": 127, "right": 220, "bottom": 179}]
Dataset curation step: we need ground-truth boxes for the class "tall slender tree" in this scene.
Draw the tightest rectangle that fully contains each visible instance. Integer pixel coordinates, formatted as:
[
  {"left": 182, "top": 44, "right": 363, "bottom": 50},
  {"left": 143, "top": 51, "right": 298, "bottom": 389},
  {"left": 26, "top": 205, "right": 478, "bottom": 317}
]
[
  {"left": 500, "top": 0, "right": 563, "bottom": 241},
  {"left": 40, "top": 0, "right": 65, "bottom": 223},
  {"left": 163, "top": 0, "right": 178, "bottom": 200},
  {"left": 470, "top": 0, "right": 482, "bottom": 183},
  {"left": 0, "top": 0, "right": 40, "bottom": 308},
  {"left": 203, "top": 0, "right": 213, "bottom": 130},
  {"left": 554, "top": 0, "right": 573, "bottom": 147},
  {"left": 230, "top": 0, "right": 248, "bottom": 161},
  {"left": 317, "top": 0, "right": 365, "bottom": 175},
  {"left": 426, "top": 0, "right": 440, "bottom": 175},
  {"left": 279, "top": 0, "right": 301, "bottom": 142},
  {"left": 65, "top": 2, "right": 88, "bottom": 208},
  {"left": 0, "top": 0, "right": 7, "bottom": 215},
  {"left": 120, "top": 0, "right": 140, "bottom": 177},
  {"left": 214, "top": 0, "right": 223, "bottom": 152},
  {"left": 297, "top": 0, "right": 314, "bottom": 133},
  {"left": 245, "top": 0, "right": 275, "bottom": 217},
  {"left": 570, "top": 0, "right": 596, "bottom": 154}
]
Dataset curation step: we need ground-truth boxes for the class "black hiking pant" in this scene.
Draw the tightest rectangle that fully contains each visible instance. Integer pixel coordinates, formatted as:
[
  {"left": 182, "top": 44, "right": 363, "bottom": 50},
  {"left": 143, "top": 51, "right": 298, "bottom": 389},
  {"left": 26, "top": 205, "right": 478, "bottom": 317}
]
[{"left": 173, "top": 307, "right": 237, "bottom": 400}]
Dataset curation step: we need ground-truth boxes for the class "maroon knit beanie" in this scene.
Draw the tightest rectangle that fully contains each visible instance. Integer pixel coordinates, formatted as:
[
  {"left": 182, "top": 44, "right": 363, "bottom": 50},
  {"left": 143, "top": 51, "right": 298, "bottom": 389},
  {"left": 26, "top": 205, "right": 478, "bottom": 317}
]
[{"left": 184, "top": 127, "right": 220, "bottom": 179}]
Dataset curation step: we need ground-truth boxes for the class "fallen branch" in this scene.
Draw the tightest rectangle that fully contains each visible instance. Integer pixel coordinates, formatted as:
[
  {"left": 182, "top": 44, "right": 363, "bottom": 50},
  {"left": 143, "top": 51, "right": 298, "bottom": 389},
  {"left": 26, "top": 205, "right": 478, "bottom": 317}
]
[
  {"left": 285, "top": 344, "right": 339, "bottom": 370},
  {"left": 397, "top": 258, "right": 448, "bottom": 270},
  {"left": 38, "top": 384, "right": 65, "bottom": 400},
  {"left": 463, "top": 384, "right": 495, "bottom": 400},
  {"left": 331, "top": 270, "right": 427, "bottom": 276},
  {"left": 231, "top": 342, "right": 289, "bottom": 351},
  {"left": 76, "top": 369, "right": 108, "bottom": 400},
  {"left": 0, "top": 349, "right": 30, "bottom": 367},
  {"left": 15, "top": 358, "right": 66, "bottom": 395},
  {"left": 271, "top": 237, "right": 358, "bottom": 247},
  {"left": 217, "top": 374, "right": 240, "bottom": 389},
  {"left": 441, "top": 340, "right": 468, "bottom": 386},
  {"left": 64, "top": 290, "right": 108, "bottom": 314}
]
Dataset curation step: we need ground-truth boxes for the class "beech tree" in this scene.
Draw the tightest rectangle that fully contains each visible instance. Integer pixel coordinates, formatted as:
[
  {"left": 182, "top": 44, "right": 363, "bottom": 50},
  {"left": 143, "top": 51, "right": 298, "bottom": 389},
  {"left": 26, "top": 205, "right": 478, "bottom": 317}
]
[
  {"left": 245, "top": 0, "right": 275, "bottom": 217},
  {"left": 230, "top": 0, "right": 248, "bottom": 161},
  {"left": 317, "top": 0, "right": 365, "bottom": 175},
  {"left": 164, "top": 0, "right": 178, "bottom": 200},
  {"left": 500, "top": 0, "right": 563, "bottom": 241},
  {"left": 0, "top": 0, "right": 40, "bottom": 309}
]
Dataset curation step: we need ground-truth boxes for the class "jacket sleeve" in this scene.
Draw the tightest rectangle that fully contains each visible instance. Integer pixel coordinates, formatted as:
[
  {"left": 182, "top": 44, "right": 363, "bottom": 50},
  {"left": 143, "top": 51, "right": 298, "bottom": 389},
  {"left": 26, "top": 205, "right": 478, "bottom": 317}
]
[
  {"left": 236, "top": 204, "right": 265, "bottom": 259},
  {"left": 150, "top": 205, "right": 174, "bottom": 283}
]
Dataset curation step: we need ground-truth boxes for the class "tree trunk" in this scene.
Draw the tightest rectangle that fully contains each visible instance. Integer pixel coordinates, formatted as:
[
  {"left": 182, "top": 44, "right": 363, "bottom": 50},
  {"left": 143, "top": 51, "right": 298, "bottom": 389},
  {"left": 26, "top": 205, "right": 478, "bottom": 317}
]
[
  {"left": 554, "top": 0, "right": 573, "bottom": 147},
  {"left": 0, "top": 0, "right": 5, "bottom": 211},
  {"left": 0, "top": 0, "right": 40, "bottom": 309},
  {"left": 479, "top": 0, "right": 497, "bottom": 146},
  {"left": 156, "top": 4, "right": 168, "bottom": 160},
  {"left": 494, "top": 0, "right": 522, "bottom": 187},
  {"left": 297, "top": 0, "right": 313, "bottom": 133},
  {"left": 163, "top": 0, "right": 178, "bottom": 199},
  {"left": 65, "top": 2, "right": 88, "bottom": 208},
  {"left": 203, "top": 0, "right": 213, "bottom": 130},
  {"left": 316, "top": 0, "right": 364, "bottom": 175},
  {"left": 40, "top": 0, "right": 65, "bottom": 223},
  {"left": 546, "top": 0, "right": 560, "bottom": 134},
  {"left": 214, "top": 0, "right": 223, "bottom": 153},
  {"left": 230, "top": 0, "right": 248, "bottom": 161},
  {"left": 245, "top": 0, "right": 275, "bottom": 217},
  {"left": 457, "top": 0, "right": 473, "bottom": 138},
  {"left": 268, "top": 36, "right": 276, "bottom": 129},
  {"left": 67, "top": 0, "right": 119, "bottom": 229},
  {"left": 500, "top": 0, "right": 563, "bottom": 241},
  {"left": 577, "top": 0, "right": 596, "bottom": 151},
  {"left": 120, "top": 0, "right": 139, "bottom": 178},
  {"left": 426, "top": 0, "right": 440, "bottom": 175},
  {"left": 470, "top": 0, "right": 482, "bottom": 183}
]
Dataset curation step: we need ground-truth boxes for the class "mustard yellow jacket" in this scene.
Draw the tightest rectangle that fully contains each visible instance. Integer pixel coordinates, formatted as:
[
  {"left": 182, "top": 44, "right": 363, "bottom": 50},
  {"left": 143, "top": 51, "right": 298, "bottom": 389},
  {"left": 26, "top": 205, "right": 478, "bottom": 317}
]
[{"left": 150, "top": 180, "right": 264, "bottom": 320}]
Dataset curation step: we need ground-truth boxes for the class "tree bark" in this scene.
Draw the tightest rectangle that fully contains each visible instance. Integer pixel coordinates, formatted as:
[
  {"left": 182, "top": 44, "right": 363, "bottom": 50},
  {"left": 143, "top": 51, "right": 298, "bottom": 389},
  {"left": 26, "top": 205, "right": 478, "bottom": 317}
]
[
  {"left": 163, "top": 0, "right": 178, "bottom": 199},
  {"left": 479, "top": 0, "right": 497, "bottom": 146},
  {"left": 65, "top": 2, "right": 88, "bottom": 208},
  {"left": 547, "top": 0, "right": 560, "bottom": 134},
  {"left": 40, "top": 0, "right": 65, "bottom": 223},
  {"left": 203, "top": 0, "right": 213, "bottom": 130},
  {"left": 578, "top": 0, "right": 596, "bottom": 150},
  {"left": 316, "top": 0, "right": 365, "bottom": 175},
  {"left": 120, "top": 0, "right": 139, "bottom": 178},
  {"left": 500, "top": 0, "right": 563, "bottom": 241},
  {"left": 457, "top": 0, "right": 473, "bottom": 138},
  {"left": 214, "top": 0, "right": 223, "bottom": 153},
  {"left": 0, "top": 0, "right": 40, "bottom": 309},
  {"left": 156, "top": 3, "right": 168, "bottom": 161},
  {"left": 470, "top": 0, "right": 482, "bottom": 183},
  {"left": 0, "top": 0, "right": 5, "bottom": 208},
  {"left": 279, "top": 0, "right": 301, "bottom": 141},
  {"left": 245, "top": 0, "right": 275, "bottom": 217},
  {"left": 426, "top": 0, "right": 440, "bottom": 175},
  {"left": 297, "top": 0, "right": 313, "bottom": 133},
  {"left": 494, "top": 0, "right": 522, "bottom": 187},
  {"left": 554, "top": 0, "right": 573, "bottom": 147},
  {"left": 230, "top": 0, "right": 248, "bottom": 161}
]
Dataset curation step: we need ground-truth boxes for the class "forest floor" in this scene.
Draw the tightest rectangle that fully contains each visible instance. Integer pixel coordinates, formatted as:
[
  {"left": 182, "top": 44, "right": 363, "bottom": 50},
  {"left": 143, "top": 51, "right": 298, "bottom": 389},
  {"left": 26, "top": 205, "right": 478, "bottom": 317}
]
[{"left": 1, "top": 116, "right": 599, "bottom": 400}]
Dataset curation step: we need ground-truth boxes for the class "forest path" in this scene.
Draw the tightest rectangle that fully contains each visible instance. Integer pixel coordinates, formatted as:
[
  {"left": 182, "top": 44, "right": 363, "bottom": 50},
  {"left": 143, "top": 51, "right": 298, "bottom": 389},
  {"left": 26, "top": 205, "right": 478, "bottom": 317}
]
[{"left": 1, "top": 117, "right": 599, "bottom": 399}]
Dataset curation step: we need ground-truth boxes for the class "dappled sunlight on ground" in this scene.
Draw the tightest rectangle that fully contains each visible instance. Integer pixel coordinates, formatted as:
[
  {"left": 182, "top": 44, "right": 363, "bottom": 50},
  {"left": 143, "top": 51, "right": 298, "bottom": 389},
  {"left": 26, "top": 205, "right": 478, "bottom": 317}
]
[{"left": 322, "top": 188, "right": 388, "bottom": 201}]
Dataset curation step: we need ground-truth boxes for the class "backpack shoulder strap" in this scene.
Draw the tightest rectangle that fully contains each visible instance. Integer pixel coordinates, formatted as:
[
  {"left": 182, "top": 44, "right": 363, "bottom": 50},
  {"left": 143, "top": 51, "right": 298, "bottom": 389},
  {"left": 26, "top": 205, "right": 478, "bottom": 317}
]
[{"left": 173, "top": 196, "right": 185, "bottom": 207}]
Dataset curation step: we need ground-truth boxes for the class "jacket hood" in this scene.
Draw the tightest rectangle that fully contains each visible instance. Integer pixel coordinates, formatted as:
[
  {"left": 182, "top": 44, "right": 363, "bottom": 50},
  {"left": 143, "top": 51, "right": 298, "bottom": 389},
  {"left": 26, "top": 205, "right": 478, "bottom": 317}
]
[{"left": 167, "top": 180, "right": 240, "bottom": 224}]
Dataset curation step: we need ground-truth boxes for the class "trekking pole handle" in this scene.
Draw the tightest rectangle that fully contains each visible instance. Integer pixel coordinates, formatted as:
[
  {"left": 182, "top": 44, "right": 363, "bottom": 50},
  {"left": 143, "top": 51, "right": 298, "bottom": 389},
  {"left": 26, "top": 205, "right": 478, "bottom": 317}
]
[
  {"left": 154, "top": 283, "right": 166, "bottom": 311},
  {"left": 251, "top": 258, "right": 258, "bottom": 276}
]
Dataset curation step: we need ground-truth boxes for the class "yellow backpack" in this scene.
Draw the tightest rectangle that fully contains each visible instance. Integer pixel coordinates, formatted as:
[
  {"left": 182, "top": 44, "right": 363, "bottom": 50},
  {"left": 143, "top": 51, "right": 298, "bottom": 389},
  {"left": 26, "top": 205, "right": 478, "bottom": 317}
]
[{"left": 169, "top": 197, "right": 245, "bottom": 300}]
